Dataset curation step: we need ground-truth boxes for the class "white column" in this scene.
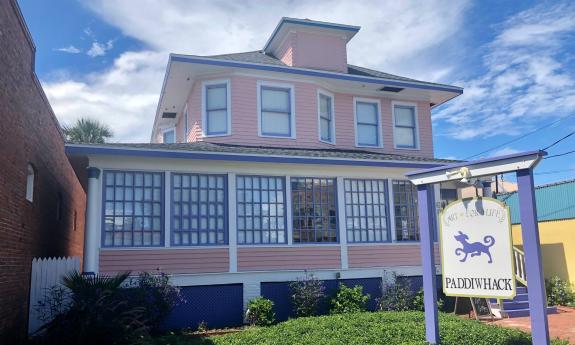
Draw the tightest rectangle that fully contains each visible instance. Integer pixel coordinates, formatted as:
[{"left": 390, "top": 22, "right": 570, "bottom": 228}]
[
  {"left": 387, "top": 179, "right": 397, "bottom": 242},
  {"left": 228, "top": 173, "right": 237, "bottom": 272},
  {"left": 84, "top": 167, "right": 101, "bottom": 274},
  {"left": 336, "top": 177, "right": 348, "bottom": 269},
  {"left": 164, "top": 172, "right": 171, "bottom": 247},
  {"left": 285, "top": 176, "right": 293, "bottom": 246}
]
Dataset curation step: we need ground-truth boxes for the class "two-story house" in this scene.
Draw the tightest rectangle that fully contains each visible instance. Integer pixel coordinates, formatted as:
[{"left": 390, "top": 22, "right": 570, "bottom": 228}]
[{"left": 66, "top": 18, "right": 463, "bottom": 329}]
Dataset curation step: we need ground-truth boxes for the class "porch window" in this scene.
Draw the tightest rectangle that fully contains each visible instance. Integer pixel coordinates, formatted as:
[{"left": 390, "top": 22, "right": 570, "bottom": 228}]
[
  {"left": 103, "top": 171, "right": 164, "bottom": 247},
  {"left": 172, "top": 173, "right": 227, "bottom": 246},
  {"left": 344, "top": 179, "right": 390, "bottom": 243},
  {"left": 392, "top": 180, "right": 419, "bottom": 241},
  {"left": 163, "top": 129, "right": 175, "bottom": 144},
  {"left": 355, "top": 100, "right": 381, "bottom": 147},
  {"left": 259, "top": 84, "right": 294, "bottom": 137},
  {"left": 394, "top": 105, "right": 418, "bottom": 149},
  {"left": 318, "top": 92, "right": 334, "bottom": 143},
  {"left": 237, "top": 175, "right": 286, "bottom": 244},
  {"left": 291, "top": 177, "right": 338, "bottom": 243},
  {"left": 204, "top": 82, "right": 230, "bottom": 136}
]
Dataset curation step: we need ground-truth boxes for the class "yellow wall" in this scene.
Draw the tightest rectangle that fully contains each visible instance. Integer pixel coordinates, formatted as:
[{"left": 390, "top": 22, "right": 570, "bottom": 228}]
[{"left": 512, "top": 219, "right": 575, "bottom": 285}]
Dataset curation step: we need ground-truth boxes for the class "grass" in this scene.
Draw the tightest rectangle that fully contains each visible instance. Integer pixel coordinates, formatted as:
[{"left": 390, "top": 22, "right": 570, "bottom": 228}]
[{"left": 151, "top": 311, "right": 570, "bottom": 345}]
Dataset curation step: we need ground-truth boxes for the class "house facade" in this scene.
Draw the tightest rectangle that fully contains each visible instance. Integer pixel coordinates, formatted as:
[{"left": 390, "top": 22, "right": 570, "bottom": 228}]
[
  {"left": 67, "top": 18, "right": 462, "bottom": 328},
  {"left": 0, "top": 1, "right": 86, "bottom": 341}
]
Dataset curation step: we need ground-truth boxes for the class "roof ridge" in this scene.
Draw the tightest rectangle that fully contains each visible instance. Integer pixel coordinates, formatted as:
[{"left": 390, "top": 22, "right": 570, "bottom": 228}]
[{"left": 499, "top": 178, "right": 575, "bottom": 197}]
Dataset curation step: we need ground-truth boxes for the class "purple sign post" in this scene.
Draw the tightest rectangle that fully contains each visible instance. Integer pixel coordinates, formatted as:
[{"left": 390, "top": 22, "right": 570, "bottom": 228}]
[{"left": 406, "top": 150, "right": 550, "bottom": 345}]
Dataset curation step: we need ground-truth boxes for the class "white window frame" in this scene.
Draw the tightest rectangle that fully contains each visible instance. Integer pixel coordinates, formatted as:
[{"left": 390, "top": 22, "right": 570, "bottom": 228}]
[
  {"left": 26, "top": 163, "right": 35, "bottom": 202},
  {"left": 317, "top": 89, "right": 336, "bottom": 144},
  {"left": 392, "top": 101, "right": 420, "bottom": 150},
  {"left": 201, "top": 79, "right": 232, "bottom": 137},
  {"left": 183, "top": 103, "right": 189, "bottom": 141},
  {"left": 161, "top": 127, "right": 176, "bottom": 144},
  {"left": 257, "top": 80, "right": 296, "bottom": 139},
  {"left": 353, "top": 97, "right": 382, "bottom": 148}
]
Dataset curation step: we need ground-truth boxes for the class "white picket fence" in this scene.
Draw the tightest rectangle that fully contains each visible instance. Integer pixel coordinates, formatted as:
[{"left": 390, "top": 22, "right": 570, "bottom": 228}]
[{"left": 28, "top": 257, "right": 80, "bottom": 335}]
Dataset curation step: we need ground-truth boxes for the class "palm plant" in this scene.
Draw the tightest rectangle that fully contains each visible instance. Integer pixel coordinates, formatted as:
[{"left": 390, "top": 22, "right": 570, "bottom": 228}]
[{"left": 62, "top": 118, "right": 113, "bottom": 143}]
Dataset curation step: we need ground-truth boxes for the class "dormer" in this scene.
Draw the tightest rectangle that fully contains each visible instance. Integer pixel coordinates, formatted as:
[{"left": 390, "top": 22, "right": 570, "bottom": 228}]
[{"left": 263, "top": 17, "right": 360, "bottom": 73}]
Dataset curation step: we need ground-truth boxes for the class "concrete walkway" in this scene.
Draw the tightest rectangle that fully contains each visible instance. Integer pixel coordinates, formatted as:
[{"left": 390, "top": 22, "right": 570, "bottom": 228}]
[{"left": 490, "top": 307, "right": 575, "bottom": 343}]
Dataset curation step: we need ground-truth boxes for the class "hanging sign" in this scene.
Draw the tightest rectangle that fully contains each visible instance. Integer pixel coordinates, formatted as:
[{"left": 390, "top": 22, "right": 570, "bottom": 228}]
[{"left": 439, "top": 197, "right": 516, "bottom": 299}]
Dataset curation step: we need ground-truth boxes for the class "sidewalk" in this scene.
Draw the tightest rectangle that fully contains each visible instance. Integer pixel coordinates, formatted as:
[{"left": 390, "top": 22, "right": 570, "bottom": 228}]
[{"left": 491, "top": 307, "right": 575, "bottom": 343}]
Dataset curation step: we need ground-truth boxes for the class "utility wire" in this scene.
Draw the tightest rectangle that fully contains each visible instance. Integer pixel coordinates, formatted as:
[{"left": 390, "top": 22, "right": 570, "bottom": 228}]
[
  {"left": 543, "top": 150, "right": 575, "bottom": 160},
  {"left": 542, "top": 131, "right": 575, "bottom": 151},
  {"left": 464, "top": 112, "right": 575, "bottom": 160},
  {"left": 534, "top": 168, "right": 575, "bottom": 175}
]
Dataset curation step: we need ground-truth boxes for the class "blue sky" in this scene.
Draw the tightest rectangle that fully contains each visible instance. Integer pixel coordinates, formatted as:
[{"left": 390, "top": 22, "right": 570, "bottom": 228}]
[{"left": 19, "top": 0, "right": 575, "bottom": 185}]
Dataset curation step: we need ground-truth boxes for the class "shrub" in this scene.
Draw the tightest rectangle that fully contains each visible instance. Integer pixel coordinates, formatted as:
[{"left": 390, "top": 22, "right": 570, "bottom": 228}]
[
  {"left": 377, "top": 273, "right": 413, "bottom": 311},
  {"left": 330, "top": 284, "right": 370, "bottom": 314},
  {"left": 246, "top": 297, "right": 275, "bottom": 326},
  {"left": 290, "top": 273, "right": 325, "bottom": 317},
  {"left": 411, "top": 288, "right": 444, "bottom": 311},
  {"left": 546, "top": 276, "right": 575, "bottom": 306}
]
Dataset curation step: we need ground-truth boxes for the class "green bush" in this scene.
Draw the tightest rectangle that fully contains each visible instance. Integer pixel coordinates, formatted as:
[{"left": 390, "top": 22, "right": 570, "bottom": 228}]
[
  {"left": 377, "top": 274, "right": 413, "bottom": 311},
  {"left": 151, "top": 311, "right": 569, "bottom": 345},
  {"left": 289, "top": 273, "right": 325, "bottom": 317},
  {"left": 330, "top": 284, "right": 370, "bottom": 314},
  {"left": 246, "top": 297, "right": 275, "bottom": 326},
  {"left": 411, "top": 288, "right": 444, "bottom": 311},
  {"left": 546, "top": 276, "right": 575, "bottom": 306}
]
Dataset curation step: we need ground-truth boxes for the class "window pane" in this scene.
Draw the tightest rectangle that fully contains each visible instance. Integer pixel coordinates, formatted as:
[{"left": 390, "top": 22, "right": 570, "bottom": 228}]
[
  {"left": 207, "top": 110, "right": 228, "bottom": 134},
  {"left": 207, "top": 85, "right": 227, "bottom": 110},
  {"left": 395, "top": 106, "right": 415, "bottom": 126},
  {"left": 319, "top": 94, "right": 331, "bottom": 119},
  {"left": 393, "top": 180, "right": 419, "bottom": 241},
  {"left": 357, "top": 124, "right": 378, "bottom": 146},
  {"left": 291, "top": 177, "right": 337, "bottom": 243},
  {"left": 261, "top": 88, "right": 289, "bottom": 111},
  {"left": 262, "top": 112, "right": 290, "bottom": 135},
  {"left": 320, "top": 118, "right": 331, "bottom": 141},
  {"left": 356, "top": 102, "right": 377, "bottom": 124},
  {"left": 163, "top": 130, "right": 175, "bottom": 144},
  {"left": 344, "top": 179, "right": 389, "bottom": 243},
  {"left": 395, "top": 127, "right": 416, "bottom": 148},
  {"left": 102, "top": 171, "right": 163, "bottom": 247}
]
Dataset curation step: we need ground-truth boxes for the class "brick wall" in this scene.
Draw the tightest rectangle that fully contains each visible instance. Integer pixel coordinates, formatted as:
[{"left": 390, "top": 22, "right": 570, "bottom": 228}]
[{"left": 0, "top": 1, "right": 86, "bottom": 342}]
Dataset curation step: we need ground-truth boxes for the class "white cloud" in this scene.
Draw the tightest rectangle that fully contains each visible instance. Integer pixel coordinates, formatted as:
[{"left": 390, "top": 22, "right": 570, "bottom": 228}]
[
  {"left": 490, "top": 147, "right": 520, "bottom": 157},
  {"left": 42, "top": 0, "right": 471, "bottom": 142},
  {"left": 86, "top": 40, "right": 114, "bottom": 57},
  {"left": 434, "top": 3, "right": 575, "bottom": 140},
  {"left": 56, "top": 45, "right": 81, "bottom": 54}
]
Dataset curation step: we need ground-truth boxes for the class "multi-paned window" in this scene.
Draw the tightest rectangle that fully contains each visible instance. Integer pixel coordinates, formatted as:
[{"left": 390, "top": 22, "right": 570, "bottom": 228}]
[
  {"left": 204, "top": 81, "right": 230, "bottom": 136},
  {"left": 291, "top": 177, "right": 337, "bottom": 243},
  {"left": 394, "top": 104, "right": 418, "bottom": 149},
  {"left": 318, "top": 92, "right": 334, "bottom": 143},
  {"left": 237, "top": 176, "right": 286, "bottom": 244},
  {"left": 172, "top": 173, "right": 227, "bottom": 246},
  {"left": 392, "top": 180, "right": 419, "bottom": 241},
  {"left": 344, "top": 179, "right": 390, "bottom": 243},
  {"left": 355, "top": 100, "right": 380, "bottom": 147},
  {"left": 103, "top": 171, "right": 164, "bottom": 247},
  {"left": 162, "top": 129, "right": 175, "bottom": 144},
  {"left": 259, "top": 84, "right": 294, "bottom": 138}
]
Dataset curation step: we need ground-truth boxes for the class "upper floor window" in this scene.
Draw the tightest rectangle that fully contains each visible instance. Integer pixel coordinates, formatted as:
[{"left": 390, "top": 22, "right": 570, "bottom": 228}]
[
  {"left": 203, "top": 80, "right": 231, "bottom": 136},
  {"left": 392, "top": 180, "right": 419, "bottom": 241},
  {"left": 183, "top": 104, "right": 189, "bottom": 139},
  {"left": 26, "top": 163, "right": 35, "bottom": 202},
  {"left": 237, "top": 175, "right": 286, "bottom": 245},
  {"left": 291, "top": 177, "right": 337, "bottom": 243},
  {"left": 258, "top": 82, "right": 295, "bottom": 138},
  {"left": 103, "top": 171, "right": 164, "bottom": 247},
  {"left": 355, "top": 99, "right": 381, "bottom": 147},
  {"left": 393, "top": 103, "right": 418, "bottom": 149},
  {"left": 318, "top": 91, "right": 335, "bottom": 143},
  {"left": 172, "top": 173, "right": 227, "bottom": 246},
  {"left": 344, "top": 179, "right": 390, "bottom": 243},
  {"left": 162, "top": 129, "right": 175, "bottom": 144}
]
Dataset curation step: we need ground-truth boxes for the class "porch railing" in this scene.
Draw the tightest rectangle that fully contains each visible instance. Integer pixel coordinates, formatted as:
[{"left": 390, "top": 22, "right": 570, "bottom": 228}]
[{"left": 513, "top": 246, "right": 527, "bottom": 286}]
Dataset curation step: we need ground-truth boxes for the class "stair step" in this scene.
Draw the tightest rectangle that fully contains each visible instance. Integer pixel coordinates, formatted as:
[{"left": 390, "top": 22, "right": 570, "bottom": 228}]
[
  {"left": 516, "top": 286, "right": 528, "bottom": 294},
  {"left": 502, "top": 301, "right": 529, "bottom": 310},
  {"left": 501, "top": 306, "right": 558, "bottom": 318},
  {"left": 513, "top": 293, "right": 529, "bottom": 302}
]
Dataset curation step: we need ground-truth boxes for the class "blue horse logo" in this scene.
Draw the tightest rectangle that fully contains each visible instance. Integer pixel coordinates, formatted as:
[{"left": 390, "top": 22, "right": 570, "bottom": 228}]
[{"left": 454, "top": 231, "right": 495, "bottom": 264}]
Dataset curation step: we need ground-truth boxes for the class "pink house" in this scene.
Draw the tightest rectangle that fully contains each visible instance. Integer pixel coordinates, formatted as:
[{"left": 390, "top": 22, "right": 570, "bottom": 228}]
[{"left": 68, "top": 17, "right": 462, "bottom": 328}]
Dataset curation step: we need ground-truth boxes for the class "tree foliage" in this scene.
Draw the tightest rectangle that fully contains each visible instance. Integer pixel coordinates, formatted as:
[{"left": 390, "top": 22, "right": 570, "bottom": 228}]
[{"left": 62, "top": 118, "right": 113, "bottom": 144}]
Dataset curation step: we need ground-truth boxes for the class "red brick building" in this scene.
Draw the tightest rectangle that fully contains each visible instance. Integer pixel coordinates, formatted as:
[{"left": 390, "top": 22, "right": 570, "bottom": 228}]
[{"left": 0, "top": 0, "right": 86, "bottom": 342}]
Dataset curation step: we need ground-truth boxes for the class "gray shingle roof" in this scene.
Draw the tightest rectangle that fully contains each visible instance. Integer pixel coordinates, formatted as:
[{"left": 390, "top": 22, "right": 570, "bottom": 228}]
[{"left": 82, "top": 141, "right": 456, "bottom": 164}]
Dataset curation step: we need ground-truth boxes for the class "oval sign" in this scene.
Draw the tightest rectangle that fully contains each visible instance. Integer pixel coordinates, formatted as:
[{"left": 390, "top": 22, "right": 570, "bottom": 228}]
[{"left": 439, "top": 197, "right": 516, "bottom": 299}]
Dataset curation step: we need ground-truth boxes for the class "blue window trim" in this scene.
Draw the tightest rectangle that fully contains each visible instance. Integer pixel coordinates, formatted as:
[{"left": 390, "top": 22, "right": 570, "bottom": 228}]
[
  {"left": 101, "top": 170, "right": 165, "bottom": 248},
  {"left": 344, "top": 178, "right": 391, "bottom": 243},
  {"left": 236, "top": 175, "right": 288, "bottom": 245},
  {"left": 259, "top": 85, "right": 293, "bottom": 138},
  {"left": 170, "top": 173, "right": 229, "bottom": 246},
  {"left": 393, "top": 105, "right": 418, "bottom": 149},
  {"left": 205, "top": 83, "right": 229, "bottom": 136},
  {"left": 355, "top": 101, "right": 380, "bottom": 147}
]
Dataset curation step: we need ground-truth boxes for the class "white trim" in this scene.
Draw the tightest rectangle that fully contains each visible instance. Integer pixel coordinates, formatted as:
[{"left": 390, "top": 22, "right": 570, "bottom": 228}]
[
  {"left": 201, "top": 79, "right": 232, "bottom": 137},
  {"left": 353, "top": 97, "right": 383, "bottom": 148},
  {"left": 387, "top": 179, "right": 397, "bottom": 242},
  {"left": 336, "top": 177, "right": 348, "bottom": 269},
  {"left": 285, "top": 176, "right": 293, "bottom": 245},
  {"left": 183, "top": 103, "right": 189, "bottom": 142},
  {"left": 317, "top": 89, "right": 336, "bottom": 145},
  {"left": 392, "top": 101, "right": 420, "bottom": 150},
  {"left": 26, "top": 164, "right": 35, "bottom": 202},
  {"left": 257, "top": 80, "right": 296, "bottom": 139},
  {"left": 164, "top": 171, "right": 171, "bottom": 247},
  {"left": 161, "top": 127, "right": 176, "bottom": 144},
  {"left": 228, "top": 173, "right": 238, "bottom": 272}
]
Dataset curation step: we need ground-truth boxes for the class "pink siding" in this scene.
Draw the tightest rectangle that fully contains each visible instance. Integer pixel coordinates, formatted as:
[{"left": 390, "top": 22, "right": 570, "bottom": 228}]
[
  {"left": 348, "top": 244, "right": 440, "bottom": 268},
  {"left": 99, "top": 248, "right": 229, "bottom": 275},
  {"left": 238, "top": 246, "right": 341, "bottom": 271},
  {"left": 277, "top": 32, "right": 295, "bottom": 66},
  {"left": 292, "top": 31, "right": 347, "bottom": 73},
  {"left": 184, "top": 75, "right": 434, "bottom": 158}
]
